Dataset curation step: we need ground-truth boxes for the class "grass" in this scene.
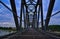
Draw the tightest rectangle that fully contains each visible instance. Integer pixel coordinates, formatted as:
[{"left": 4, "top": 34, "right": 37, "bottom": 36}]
[{"left": 48, "top": 25, "right": 60, "bottom": 31}]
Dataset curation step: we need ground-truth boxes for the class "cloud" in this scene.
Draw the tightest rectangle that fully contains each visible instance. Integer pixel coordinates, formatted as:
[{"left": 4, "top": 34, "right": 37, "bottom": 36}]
[
  {"left": 0, "top": 0, "right": 11, "bottom": 9},
  {"left": 0, "top": 22, "right": 16, "bottom": 27},
  {"left": 15, "top": 0, "right": 21, "bottom": 16},
  {"left": 0, "top": 1, "right": 16, "bottom": 27},
  {"left": 43, "top": 0, "right": 50, "bottom": 12},
  {"left": 49, "top": 12, "right": 60, "bottom": 25},
  {"left": 53, "top": 0, "right": 60, "bottom": 12},
  {"left": 43, "top": 0, "right": 60, "bottom": 22},
  {"left": 0, "top": 6, "right": 15, "bottom": 24}
]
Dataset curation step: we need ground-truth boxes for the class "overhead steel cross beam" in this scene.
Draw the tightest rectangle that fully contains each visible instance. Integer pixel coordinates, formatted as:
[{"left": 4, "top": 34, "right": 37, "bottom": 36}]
[
  {"left": 10, "top": 0, "right": 20, "bottom": 31},
  {"left": 45, "top": 0, "right": 55, "bottom": 30}
]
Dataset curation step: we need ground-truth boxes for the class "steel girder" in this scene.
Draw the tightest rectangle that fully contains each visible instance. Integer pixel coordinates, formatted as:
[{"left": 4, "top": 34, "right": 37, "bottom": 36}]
[
  {"left": 45, "top": 0, "right": 55, "bottom": 30},
  {"left": 10, "top": 0, "right": 20, "bottom": 31}
]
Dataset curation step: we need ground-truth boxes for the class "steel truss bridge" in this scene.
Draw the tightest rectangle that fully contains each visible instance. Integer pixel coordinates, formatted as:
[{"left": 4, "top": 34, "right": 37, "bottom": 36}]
[{"left": 0, "top": 0, "right": 60, "bottom": 39}]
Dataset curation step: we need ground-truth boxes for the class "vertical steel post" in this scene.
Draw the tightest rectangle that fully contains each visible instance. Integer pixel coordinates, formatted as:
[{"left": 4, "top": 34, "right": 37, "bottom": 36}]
[
  {"left": 22, "top": 5, "right": 26, "bottom": 29},
  {"left": 40, "top": 0, "right": 44, "bottom": 30},
  {"left": 37, "top": 0, "right": 41, "bottom": 29},
  {"left": 37, "top": 5, "right": 40, "bottom": 29},
  {"left": 20, "top": 0, "right": 23, "bottom": 31}
]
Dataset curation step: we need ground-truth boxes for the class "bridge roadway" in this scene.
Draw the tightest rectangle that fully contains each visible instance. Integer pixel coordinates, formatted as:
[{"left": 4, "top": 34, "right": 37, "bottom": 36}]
[{"left": 3, "top": 28, "right": 57, "bottom": 39}]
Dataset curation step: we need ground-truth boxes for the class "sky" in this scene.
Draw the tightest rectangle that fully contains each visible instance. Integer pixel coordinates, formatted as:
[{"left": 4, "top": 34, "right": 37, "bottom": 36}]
[{"left": 0, "top": 0, "right": 60, "bottom": 27}]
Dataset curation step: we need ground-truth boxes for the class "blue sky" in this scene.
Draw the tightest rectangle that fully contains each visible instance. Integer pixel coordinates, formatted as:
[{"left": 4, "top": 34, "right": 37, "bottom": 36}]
[{"left": 0, "top": 0, "right": 60, "bottom": 27}]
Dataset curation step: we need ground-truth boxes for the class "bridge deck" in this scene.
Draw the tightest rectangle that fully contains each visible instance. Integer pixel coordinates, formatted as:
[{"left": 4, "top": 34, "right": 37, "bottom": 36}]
[{"left": 3, "top": 28, "right": 53, "bottom": 39}]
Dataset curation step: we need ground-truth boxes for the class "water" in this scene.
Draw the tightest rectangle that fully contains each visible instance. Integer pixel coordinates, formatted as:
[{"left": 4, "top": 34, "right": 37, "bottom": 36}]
[{"left": 0, "top": 30, "right": 14, "bottom": 36}]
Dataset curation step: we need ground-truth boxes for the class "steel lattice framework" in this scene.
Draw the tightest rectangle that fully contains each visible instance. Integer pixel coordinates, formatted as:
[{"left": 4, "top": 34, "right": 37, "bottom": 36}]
[
  {"left": 0, "top": 0, "right": 58, "bottom": 31},
  {"left": 20, "top": 0, "right": 44, "bottom": 30}
]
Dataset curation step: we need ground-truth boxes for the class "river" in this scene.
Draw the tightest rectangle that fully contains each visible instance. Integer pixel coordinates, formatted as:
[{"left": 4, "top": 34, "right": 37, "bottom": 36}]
[{"left": 0, "top": 30, "right": 15, "bottom": 36}]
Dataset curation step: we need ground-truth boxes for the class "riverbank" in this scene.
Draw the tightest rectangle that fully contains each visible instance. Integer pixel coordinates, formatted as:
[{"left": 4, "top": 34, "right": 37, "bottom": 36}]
[{"left": 0, "top": 27, "right": 16, "bottom": 31}]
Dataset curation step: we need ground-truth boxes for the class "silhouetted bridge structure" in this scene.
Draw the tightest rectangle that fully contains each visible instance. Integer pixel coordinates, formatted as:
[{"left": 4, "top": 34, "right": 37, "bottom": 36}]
[{"left": 0, "top": 0, "right": 60, "bottom": 39}]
